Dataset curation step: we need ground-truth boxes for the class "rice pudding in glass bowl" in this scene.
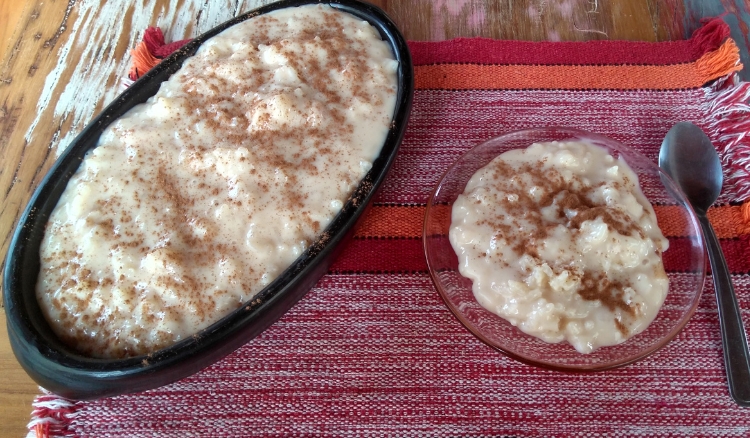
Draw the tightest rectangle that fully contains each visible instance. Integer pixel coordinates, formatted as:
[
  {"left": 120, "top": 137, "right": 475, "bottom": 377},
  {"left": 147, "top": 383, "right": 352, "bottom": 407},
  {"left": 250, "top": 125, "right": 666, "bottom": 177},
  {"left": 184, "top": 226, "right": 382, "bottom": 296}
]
[{"left": 423, "top": 127, "right": 706, "bottom": 371}]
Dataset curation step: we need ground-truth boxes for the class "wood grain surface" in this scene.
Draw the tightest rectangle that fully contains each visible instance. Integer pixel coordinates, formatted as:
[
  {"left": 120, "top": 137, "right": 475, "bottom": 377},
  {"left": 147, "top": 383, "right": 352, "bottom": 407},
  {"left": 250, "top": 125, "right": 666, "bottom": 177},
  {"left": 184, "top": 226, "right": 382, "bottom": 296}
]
[
  {"left": 0, "top": 0, "right": 26, "bottom": 63},
  {"left": 1, "top": 1, "right": 749, "bottom": 436}
]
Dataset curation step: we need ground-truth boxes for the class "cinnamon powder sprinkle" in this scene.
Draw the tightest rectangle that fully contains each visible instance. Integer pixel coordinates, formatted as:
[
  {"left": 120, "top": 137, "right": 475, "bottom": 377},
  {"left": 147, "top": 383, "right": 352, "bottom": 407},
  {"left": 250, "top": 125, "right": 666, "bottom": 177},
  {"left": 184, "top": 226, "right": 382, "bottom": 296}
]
[
  {"left": 479, "top": 154, "right": 650, "bottom": 317},
  {"left": 450, "top": 140, "right": 670, "bottom": 353}
]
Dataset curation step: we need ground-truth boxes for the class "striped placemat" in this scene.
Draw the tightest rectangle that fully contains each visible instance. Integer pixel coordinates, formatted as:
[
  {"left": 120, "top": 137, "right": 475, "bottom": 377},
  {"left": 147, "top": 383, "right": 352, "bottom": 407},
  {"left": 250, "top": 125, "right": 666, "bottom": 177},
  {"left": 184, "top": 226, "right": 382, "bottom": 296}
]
[{"left": 29, "top": 18, "right": 750, "bottom": 437}]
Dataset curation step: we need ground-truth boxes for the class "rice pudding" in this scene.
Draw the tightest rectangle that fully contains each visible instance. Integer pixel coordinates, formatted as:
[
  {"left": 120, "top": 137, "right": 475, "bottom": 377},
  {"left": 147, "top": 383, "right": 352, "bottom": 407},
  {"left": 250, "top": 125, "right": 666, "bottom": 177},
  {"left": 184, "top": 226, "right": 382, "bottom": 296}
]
[
  {"left": 36, "top": 5, "right": 398, "bottom": 358},
  {"left": 449, "top": 140, "right": 669, "bottom": 353}
]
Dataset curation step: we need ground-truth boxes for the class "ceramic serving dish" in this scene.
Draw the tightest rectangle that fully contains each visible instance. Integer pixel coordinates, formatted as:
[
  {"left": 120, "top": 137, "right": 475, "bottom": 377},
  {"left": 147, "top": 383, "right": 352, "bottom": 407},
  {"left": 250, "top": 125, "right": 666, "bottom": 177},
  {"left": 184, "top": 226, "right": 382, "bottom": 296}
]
[{"left": 4, "top": 0, "right": 413, "bottom": 400}]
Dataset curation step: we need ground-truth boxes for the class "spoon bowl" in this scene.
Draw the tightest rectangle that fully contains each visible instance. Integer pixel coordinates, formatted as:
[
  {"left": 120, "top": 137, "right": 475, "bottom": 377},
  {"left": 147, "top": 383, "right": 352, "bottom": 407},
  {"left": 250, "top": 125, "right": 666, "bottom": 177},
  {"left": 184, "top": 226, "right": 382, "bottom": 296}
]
[
  {"left": 660, "top": 122, "right": 723, "bottom": 213},
  {"left": 659, "top": 122, "right": 750, "bottom": 406}
]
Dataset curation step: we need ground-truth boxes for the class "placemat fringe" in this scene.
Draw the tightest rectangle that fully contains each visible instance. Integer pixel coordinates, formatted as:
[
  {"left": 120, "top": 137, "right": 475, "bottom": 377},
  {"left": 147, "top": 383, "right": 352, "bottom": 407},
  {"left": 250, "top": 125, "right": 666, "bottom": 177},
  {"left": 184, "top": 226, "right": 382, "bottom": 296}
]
[
  {"left": 128, "top": 38, "right": 160, "bottom": 81},
  {"left": 703, "top": 73, "right": 750, "bottom": 204},
  {"left": 127, "top": 27, "right": 191, "bottom": 83},
  {"left": 26, "top": 390, "right": 78, "bottom": 438},
  {"left": 696, "top": 39, "right": 743, "bottom": 80},
  {"left": 690, "top": 17, "right": 733, "bottom": 58}
]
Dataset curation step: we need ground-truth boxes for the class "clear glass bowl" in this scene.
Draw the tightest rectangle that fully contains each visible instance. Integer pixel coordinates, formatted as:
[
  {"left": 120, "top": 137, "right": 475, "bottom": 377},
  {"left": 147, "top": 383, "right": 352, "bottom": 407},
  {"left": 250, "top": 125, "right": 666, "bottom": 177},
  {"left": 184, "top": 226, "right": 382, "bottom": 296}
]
[{"left": 423, "top": 127, "right": 706, "bottom": 371}]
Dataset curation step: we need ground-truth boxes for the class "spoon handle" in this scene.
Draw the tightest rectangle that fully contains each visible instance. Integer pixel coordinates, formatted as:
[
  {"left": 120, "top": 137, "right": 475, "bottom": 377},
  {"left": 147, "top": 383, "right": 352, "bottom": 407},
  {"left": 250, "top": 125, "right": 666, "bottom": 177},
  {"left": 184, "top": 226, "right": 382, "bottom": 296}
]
[{"left": 700, "top": 215, "right": 750, "bottom": 406}]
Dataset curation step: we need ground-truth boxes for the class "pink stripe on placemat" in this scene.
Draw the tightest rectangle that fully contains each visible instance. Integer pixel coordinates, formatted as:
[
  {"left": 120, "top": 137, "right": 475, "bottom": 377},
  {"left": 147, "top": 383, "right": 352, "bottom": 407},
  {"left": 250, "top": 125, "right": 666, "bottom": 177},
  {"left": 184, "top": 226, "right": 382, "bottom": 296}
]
[
  {"left": 31, "top": 273, "right": 750, "bottom": 436},
  {"left": 377, "top": 84, "right": 750, "bottom": 204}
]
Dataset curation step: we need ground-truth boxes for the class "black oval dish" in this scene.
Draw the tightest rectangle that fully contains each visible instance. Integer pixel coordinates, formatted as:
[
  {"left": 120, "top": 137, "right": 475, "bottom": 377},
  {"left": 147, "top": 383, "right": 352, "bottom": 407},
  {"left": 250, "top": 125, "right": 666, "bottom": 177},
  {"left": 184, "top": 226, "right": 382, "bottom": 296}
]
[{"left": 4, "top": 0, "right": 413, "bottom": 400}]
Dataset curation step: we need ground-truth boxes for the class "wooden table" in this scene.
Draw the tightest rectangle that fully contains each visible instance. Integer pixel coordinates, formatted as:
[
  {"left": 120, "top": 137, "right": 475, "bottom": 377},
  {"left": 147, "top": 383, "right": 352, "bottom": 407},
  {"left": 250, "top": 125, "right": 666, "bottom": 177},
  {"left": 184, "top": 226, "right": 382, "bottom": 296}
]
[{"left": 1, "top": 1, "right": 748, "bottom": 436}]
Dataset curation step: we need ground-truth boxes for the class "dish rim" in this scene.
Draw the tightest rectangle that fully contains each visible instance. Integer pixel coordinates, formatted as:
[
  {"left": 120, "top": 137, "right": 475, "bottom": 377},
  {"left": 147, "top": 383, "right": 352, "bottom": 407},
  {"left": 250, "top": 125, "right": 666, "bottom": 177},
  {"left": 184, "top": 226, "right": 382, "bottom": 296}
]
[{"left": 4, "top": 0, "right": 414, "bottom": 399}]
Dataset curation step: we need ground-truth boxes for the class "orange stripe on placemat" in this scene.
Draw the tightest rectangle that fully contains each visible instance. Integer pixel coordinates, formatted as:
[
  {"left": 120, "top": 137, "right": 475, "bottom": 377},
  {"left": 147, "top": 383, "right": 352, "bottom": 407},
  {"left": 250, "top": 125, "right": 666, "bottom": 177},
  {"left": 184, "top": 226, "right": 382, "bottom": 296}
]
[
  {"left": 709, "top": 203, "right": 750, "bottom": 237},
  {"left": 414, "top": 39, "right": 742, "bottom": 90},
  {"left": 354, "top": 204, "right": 750, "bottom": 238},
  {"left": 653, "top": 205, "right": 750, "bottom": 237},
  {"left": 355, "top": 205, "right": 425, "bottom": 238}
]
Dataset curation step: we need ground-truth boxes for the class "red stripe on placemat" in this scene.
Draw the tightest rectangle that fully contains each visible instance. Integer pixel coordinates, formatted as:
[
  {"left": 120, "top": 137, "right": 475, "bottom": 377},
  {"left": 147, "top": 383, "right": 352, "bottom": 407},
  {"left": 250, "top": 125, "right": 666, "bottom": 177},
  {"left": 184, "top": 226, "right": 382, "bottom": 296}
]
[
  {"left": 662, "top": 238, "right": 699, "bottom": 273},
  {"left": 663, "top": 235, "right": 750, "bottom": 273},
  {"left": 408, "top": 18, "right": 730, "bottom": 66},
  {"left": 724, "top": 235, "right": 750, "bottom": 273},
  {"left": 329, "top": 237, "right": 749, "bottom": 274},
  {"left": 329, "top": 238, "right": 428, "bottom": 272}
]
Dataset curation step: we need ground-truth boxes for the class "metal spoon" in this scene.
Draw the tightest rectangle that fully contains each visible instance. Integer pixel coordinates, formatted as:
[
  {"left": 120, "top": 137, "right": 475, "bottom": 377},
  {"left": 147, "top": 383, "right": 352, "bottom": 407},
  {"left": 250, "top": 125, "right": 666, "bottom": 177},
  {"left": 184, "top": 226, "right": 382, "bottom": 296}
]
[{"left": 660, "top": 122, "right": 750, "bottom": 406}]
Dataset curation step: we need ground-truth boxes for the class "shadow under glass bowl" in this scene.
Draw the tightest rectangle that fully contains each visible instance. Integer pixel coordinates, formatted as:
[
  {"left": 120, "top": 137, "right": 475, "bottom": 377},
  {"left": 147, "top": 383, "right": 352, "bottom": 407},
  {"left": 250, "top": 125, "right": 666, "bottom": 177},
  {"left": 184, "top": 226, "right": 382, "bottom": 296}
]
[
  {"left": 4, "top": 0, "right": 414, "bottom": 400},
  {"left": 423, "top": 127, "right": 706, "bottom": 371}
]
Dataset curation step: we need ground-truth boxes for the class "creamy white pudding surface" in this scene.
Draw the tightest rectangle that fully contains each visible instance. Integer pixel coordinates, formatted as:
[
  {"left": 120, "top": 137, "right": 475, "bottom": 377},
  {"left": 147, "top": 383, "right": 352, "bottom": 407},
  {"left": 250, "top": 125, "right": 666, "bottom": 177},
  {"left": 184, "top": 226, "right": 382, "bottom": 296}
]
[
  {"left": 37, "top": 5, "right": 398, "bottom": 358},
  {"left": 449, "top": 141, "right": 669, "bottom": 353}
]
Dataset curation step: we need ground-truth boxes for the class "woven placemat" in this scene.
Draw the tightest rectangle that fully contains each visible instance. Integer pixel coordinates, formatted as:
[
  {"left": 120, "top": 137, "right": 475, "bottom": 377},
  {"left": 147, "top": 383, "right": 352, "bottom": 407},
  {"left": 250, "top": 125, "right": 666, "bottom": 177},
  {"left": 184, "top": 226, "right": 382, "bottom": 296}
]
[{"left": 29, "top": 18, "right": 750, "bottom": 437}]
